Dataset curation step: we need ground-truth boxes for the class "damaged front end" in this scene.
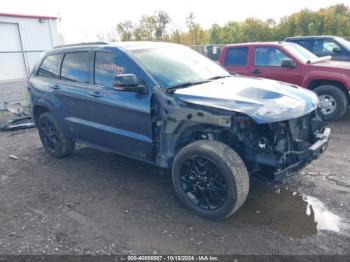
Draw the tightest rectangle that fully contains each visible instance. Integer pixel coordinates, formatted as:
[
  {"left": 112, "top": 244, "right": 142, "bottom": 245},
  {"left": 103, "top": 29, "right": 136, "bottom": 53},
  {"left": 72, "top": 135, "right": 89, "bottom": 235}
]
[
  {"left": 227, "top": 111, "right": 330, "bottom": 181},
  {"left": 151, "top": 74, "right": 330, "bottom": 181},
  {"left": 159, "top": 76, "right": 331, "bottom": 181}
]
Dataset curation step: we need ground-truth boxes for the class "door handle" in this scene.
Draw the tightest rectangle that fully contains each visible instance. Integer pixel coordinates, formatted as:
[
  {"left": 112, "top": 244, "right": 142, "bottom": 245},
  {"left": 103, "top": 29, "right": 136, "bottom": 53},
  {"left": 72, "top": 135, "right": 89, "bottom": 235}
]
[
  {"left": 51, "top": 84, "right": 61, "bottom": 90},
  {"left": 88, "top": 91, "right": 102, "bottom": 98},
  {"left": 251, "top": 69, "right": 261, "bottom": 74}
]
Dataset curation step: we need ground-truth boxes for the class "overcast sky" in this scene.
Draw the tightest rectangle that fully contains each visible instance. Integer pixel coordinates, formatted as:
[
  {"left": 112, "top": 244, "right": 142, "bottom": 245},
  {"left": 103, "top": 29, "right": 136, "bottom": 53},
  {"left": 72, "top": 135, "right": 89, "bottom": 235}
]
[{"left": 1, "top": 0, "right": 349, "bottom": 43}]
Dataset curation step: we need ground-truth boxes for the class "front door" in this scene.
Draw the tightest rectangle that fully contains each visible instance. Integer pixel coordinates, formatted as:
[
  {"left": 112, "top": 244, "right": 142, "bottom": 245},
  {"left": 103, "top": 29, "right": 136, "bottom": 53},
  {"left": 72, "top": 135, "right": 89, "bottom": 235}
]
[
  {"left": 250, "top": 46, "right": 303, "bottom": 86},
  {"left": 84, "top": 50, "right": 153, "bottom": 161}
]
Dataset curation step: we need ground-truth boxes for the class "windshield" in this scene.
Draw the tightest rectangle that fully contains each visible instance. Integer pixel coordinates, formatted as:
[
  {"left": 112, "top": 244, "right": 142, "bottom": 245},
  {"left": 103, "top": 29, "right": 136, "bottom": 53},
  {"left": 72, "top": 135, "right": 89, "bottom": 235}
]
[
  {"left": 283, "top": 42, "right": 319, "bottom": 63},
  {"left": 130, "top": 45, "right": 230, "bottom": 88},
  {"left": 335, "top": 36, "right": 350, "bottom": 51}
]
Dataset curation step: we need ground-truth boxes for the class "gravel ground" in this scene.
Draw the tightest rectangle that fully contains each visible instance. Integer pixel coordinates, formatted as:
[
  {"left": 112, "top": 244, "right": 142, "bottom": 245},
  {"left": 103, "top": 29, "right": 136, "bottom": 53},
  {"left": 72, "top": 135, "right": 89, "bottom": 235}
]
[
  {"left": 0, "top": 111, "right": 349, "bottom": 256},
  {"left": 0, "top": 80, "right": 27, "bottom": 110}
]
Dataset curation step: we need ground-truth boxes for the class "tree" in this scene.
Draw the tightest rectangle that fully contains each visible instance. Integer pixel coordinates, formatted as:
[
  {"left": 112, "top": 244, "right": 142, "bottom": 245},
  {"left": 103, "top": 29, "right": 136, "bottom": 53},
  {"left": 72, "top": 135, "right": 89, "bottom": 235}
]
[
  {"left": 240, "top": 18, "right": 274, "bottom": 42},
  {"left": 134, "top": 15, "right": 156, "bottom": 40},
  {"left": 115, "top": 4, "right": 350, "bottom": 45},
  {"left": 209, "top": 24, "right": 222, "bottom": 44},
  {"left": 116, "top": 21, "right": 134, "bottom": 41},
  {"left": 221, "top": 22, "right": 242, "bottom": 43},
  {"left": 185, "top": 12, "right": 207, "bottom": 45},
  {"left": 153, "top": 10, "right": 171, "bottom": 40},
  {"left": 170, "top": 28, "right": 183, "bottom": 43}
]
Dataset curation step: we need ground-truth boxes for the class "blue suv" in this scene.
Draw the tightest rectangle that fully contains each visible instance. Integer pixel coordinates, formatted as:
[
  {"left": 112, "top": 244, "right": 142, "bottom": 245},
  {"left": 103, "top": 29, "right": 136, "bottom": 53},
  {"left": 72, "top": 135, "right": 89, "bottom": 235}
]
[
  {"left": 28, "top": 42, "right": 330, "bottom": 219},
  {"left": 285, "top": 36, "right": 350, "bottom": 61}
]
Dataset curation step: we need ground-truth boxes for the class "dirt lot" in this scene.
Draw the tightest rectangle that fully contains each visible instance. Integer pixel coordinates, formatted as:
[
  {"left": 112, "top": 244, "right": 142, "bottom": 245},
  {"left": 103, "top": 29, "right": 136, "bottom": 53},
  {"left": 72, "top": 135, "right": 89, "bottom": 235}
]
[{"left": 0, "top": 111, "right": 349, "bottom": 256}]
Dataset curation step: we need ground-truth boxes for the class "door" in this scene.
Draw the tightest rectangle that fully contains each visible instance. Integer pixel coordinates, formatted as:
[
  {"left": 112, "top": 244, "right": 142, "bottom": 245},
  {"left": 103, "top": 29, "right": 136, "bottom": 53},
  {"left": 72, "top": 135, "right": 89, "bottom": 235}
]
[
  {"left": 56, "top": 51, "right": 92, "bottom": 139},
  {"left": 250, "top": 46, "right": 303, "bottom": 85},
  {"left": 84, "top": 51, "right": 153, "bottom": 161},
  {"left": 221, "top": 46, "right": 250, "bottom": 75},
  {"left": 0, "top": 22, "right": 27, "bottom": 80}
]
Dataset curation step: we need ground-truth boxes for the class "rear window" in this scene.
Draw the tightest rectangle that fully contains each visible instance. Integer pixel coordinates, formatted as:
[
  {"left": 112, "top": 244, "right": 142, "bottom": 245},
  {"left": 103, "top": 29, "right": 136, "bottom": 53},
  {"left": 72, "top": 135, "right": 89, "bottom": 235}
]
[
  {"left": 224, "top": 47, "right": 249, "bottom": 66},
  {"left": 61, "top": 52, "right": 90, "bottom": 83},
  {"left": 294, "top": 40, "right": 313, "bottom": 51},
  {"left": 38, "top": 54, "right": 62, "bottom": 79}
]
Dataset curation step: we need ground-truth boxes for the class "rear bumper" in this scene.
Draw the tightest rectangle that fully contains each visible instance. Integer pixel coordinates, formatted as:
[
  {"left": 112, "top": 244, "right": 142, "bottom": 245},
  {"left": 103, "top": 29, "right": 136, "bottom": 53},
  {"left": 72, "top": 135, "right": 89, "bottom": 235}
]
[{"left": 274, "top": 127, "right": 331, "bottom": 180}]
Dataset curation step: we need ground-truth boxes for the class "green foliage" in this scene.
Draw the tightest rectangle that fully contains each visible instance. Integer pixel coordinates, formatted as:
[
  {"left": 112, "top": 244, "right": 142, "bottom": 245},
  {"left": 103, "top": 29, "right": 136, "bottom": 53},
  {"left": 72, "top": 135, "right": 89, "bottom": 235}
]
[
  {"left": 116, "top": 4, "right": 350, "bottom": 44},
  {"left": 276, "top": 4, "right": 350, "bottom": 40},
  {"left": 116, "top": 10, "right": 171, "bottom": 41},
  {"left": 116, "top": 20, "right": 133, "bottom": 41}
]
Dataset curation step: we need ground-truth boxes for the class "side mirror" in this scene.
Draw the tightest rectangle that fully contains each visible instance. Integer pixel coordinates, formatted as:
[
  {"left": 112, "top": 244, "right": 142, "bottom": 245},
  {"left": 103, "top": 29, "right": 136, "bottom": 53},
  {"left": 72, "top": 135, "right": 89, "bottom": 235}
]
[
  {"left": 113, "top": 74, "right": 145, "bottom": 92},
  {"left": 281, "top": 59, "right": 296, "bottom": 68},
  {"left": 332, "top": 47, "right": 341, "bottom": 53}
]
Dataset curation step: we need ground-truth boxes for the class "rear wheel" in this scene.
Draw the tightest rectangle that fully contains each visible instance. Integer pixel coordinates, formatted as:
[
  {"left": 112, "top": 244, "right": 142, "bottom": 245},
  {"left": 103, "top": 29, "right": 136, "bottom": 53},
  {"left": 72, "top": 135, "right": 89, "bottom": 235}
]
[
  {"left": 38, "top": 112, "right": 75, "bottom": 158},
  {"left": 172, "top": 140, "right": 250, "bottom": 220},
  {"left": 314, "top": 85, "right": 348, "bottom": 121}
]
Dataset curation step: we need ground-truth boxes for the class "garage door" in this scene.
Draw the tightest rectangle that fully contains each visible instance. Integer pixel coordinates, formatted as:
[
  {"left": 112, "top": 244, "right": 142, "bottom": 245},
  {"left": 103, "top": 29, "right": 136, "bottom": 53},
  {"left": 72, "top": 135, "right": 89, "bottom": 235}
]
[{"left": 0, "top": 22, "right": 27, "bottom": 81}]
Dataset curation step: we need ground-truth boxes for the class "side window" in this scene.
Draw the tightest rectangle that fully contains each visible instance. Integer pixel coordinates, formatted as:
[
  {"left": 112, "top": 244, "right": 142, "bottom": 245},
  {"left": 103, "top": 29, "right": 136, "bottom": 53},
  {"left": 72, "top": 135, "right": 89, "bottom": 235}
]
[
  {"left": 312, "top": 40, "right": 341, "bottom": 55},
  {"left": 254, "top": 47, "right": 290, "bottom": 67},
  {"left": 224, "top": 47, "right": 249, "bottom": 66},
  {"left": 295, "top": 40, "right": 313, "bottom": 51},
  {"left": 94, "top": 52, "right": 133, "bottom": 88},
  {"left": 61, "top": 52, "right": 90, "bottom": 83},
  {"left": 38, "top": 54, "right": 62, "bottom": 79}
]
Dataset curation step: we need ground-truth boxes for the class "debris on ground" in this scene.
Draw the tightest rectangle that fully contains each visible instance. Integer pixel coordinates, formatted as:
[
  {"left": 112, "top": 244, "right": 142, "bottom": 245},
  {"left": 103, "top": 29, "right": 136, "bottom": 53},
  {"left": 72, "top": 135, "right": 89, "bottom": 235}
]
[
  {"left": 8, "top": 155, "right": 19, "bottom": 160},
  {"left": 4, "top": 102, "right": 27, "bottom": 116},
  {"left": 0, "top": 102, "right": 35, "bottom": 131}
]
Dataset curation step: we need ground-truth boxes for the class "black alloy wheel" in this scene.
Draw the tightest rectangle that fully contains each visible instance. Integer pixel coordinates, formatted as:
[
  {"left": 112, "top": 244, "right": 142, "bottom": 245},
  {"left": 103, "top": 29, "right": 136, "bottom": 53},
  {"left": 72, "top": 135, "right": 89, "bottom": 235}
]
[
  {"left": 37, "top": 112, "right": 75, "bottom": 158},
  {"left": 180, "top": 155, "right": 228, "bottom": 210},
  {"left": 39, "top": 116, "right": 60, "bottom": 154}
]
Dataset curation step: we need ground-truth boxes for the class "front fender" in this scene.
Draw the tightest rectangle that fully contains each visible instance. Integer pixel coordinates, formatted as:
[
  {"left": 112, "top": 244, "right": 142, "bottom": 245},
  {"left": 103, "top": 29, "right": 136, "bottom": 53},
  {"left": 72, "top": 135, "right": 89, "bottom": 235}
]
[{"left": 303, "top": 71, "right": 350, "bottom": 89}]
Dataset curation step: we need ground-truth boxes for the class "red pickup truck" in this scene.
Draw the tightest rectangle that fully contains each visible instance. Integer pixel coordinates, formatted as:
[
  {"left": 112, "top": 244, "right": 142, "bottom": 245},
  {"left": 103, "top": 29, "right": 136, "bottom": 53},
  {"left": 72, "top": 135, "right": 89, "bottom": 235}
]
[{"left": 219, "top": 42, "right": 350, "bottom": 120}]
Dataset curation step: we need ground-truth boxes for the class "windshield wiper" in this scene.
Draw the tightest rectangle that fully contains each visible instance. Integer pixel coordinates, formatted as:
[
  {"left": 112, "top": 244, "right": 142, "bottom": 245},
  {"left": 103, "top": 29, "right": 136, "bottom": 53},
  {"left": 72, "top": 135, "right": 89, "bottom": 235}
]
[
  {"left": 207, "top": 74, "right": 233, "bottom": 80},
  {"left": 167, "top": 80, "right": 210, "bottom": 93}
]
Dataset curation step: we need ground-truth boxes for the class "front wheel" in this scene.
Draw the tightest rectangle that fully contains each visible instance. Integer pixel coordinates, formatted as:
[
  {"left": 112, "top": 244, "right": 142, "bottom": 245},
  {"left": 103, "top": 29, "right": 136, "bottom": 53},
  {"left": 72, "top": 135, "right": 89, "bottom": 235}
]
[
  {"left": 172, "top": 140, "right": 250, "bottom": 220},
  {"left": 314, "top": 85, "right": 349, "bottom": 121}
]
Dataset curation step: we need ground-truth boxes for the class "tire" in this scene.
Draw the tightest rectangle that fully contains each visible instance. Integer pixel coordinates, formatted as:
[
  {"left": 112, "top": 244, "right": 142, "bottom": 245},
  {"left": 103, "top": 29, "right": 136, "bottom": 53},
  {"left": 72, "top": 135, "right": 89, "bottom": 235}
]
[
  {"left": 314, "top": 85, "right": 348, "bottom": 121},
  {"left": 172, "top": 140, "right": 250, "bottom": 220},
  {"left": 37, "top": 112, "right": 75, "bottom": 158}
]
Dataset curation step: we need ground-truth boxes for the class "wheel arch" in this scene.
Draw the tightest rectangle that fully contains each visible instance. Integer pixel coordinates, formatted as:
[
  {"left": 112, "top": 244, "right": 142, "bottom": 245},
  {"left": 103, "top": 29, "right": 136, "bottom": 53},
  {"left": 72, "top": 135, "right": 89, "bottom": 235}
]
[
  {"left": 173, "top": 124, "right": 220, "bottom": 153},
  {"left": 307, "top": 79, "right": 350, "bottom": 102},
  {"left": 166, "top": 123, "right": 238, "bottom": 169},
  {"left": 160, "top": 123, "right": 226, "bottom": 169},
  {"left": 33, "top": 105, "right": 50, "bottom": 125}
]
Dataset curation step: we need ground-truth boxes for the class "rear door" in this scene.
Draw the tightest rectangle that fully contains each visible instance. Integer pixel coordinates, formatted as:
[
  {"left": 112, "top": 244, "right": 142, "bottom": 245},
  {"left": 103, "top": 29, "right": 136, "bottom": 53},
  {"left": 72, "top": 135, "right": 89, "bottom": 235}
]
[
  {"left": 221, "top": 46, "right": 250, "bottom": 76},
  {"left": 56, "top": 51, "right": 92, "bottom": 139},
  {"left": 250, "top": 46, "right": 303, "bottom": 85},
  {"left": 83, "top": 50, "right": 153, "bottom": 161}
]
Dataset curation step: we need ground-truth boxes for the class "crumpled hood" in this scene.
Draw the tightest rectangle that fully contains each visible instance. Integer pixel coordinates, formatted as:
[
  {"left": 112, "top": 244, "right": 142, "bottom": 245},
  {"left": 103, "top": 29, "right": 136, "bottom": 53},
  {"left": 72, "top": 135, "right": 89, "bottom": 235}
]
[{"left": 174, "top": 76, "right": 319, "bottom": 124}]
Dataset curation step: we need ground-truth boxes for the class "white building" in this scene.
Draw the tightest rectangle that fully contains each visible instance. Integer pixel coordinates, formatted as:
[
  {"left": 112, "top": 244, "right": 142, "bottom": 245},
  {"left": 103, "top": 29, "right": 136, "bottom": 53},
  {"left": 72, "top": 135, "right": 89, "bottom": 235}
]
[{"left": 0, "top": 13, "right": 60, "bottom": 82}]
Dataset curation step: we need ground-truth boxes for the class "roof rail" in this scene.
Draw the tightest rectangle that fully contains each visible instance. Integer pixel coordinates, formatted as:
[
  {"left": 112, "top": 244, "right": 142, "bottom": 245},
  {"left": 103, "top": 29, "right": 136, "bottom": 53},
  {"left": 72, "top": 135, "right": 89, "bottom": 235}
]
[{"left": 54, "top": 42, "right": 108, "bottom": 49}]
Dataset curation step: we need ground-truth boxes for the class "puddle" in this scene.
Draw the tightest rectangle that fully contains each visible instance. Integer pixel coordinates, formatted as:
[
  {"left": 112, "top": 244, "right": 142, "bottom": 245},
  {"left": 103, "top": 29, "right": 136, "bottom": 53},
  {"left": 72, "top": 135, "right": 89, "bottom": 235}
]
[
  {"left": 229, "top": 178, "right": 344, "bottom": 238},
  {"left": 304, "top": 196, "right": 341, "bottom": 232}
]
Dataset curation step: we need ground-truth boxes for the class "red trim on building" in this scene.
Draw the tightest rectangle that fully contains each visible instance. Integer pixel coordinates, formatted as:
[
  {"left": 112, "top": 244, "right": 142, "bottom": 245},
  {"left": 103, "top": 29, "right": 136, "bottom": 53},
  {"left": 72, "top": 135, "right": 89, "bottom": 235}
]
[{"left": 0, "top": 12, "right": 58, "bottom": 20}]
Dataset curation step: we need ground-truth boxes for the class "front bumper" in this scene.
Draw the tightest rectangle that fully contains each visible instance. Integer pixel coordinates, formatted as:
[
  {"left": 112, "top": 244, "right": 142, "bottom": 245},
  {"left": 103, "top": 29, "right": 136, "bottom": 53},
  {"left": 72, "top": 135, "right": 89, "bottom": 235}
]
[{"left": 274, "top": 127, "right": 331, "bottom": 180}]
